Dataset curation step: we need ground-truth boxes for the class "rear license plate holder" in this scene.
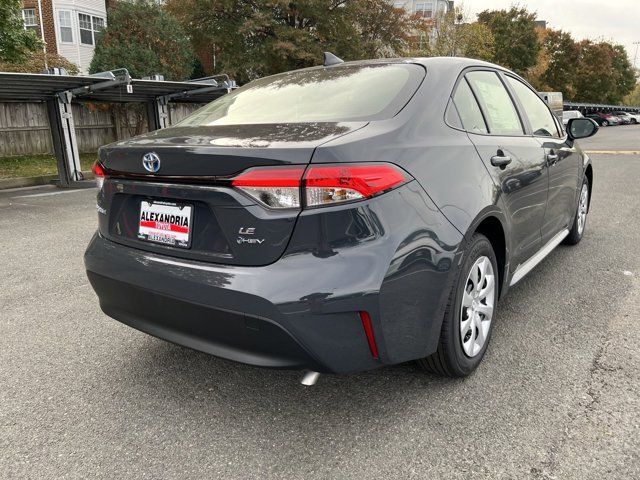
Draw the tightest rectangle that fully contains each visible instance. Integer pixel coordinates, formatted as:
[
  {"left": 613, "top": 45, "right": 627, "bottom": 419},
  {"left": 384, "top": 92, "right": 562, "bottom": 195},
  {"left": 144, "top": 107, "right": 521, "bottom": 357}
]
[{"left": 138, "top": 200, "right": 193, "bottom": 249}]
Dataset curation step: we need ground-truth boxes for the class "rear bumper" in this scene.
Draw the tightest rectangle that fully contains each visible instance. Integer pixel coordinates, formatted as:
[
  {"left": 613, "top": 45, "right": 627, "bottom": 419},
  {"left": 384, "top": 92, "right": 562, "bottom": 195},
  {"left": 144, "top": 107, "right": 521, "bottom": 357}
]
[
  {"left": 87, "top": 270, "right": 323, "bottom": 370},
  {"left": 85, "top": 233, "right": 382, "bottom": 373},
  {"left": 84, "top": 183, "right": 463, "bottom": 373}
]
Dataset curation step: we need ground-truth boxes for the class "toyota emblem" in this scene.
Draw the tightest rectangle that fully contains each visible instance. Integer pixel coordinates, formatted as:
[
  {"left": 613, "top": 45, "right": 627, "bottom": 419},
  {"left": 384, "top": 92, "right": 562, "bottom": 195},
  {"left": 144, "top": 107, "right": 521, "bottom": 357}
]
[{"left": 142, "top": 152, "right": 161, "bottom": 173}]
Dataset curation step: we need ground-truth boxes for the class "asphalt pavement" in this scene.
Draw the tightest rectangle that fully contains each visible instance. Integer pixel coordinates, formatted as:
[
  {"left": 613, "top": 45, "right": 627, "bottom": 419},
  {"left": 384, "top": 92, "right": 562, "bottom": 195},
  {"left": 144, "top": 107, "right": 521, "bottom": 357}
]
[{"left": 1, "top": 125, "right": 639, "bottom": 479}]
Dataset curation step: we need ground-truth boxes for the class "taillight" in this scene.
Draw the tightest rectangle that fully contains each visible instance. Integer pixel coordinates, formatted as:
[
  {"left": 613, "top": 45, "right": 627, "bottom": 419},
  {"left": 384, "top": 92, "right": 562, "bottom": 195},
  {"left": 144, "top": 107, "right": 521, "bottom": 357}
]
[
  {"left": 231, "top": 166, "right": 305, "bottom": 209},
  {"left": 92, "top": 161, "right": 106, "bottom": 189},
  {"left": 305, "top": 164, "right": 408, "bottom": 207},
  {"left": 230, "top": 163, "right": 409, "bottom": 209}
]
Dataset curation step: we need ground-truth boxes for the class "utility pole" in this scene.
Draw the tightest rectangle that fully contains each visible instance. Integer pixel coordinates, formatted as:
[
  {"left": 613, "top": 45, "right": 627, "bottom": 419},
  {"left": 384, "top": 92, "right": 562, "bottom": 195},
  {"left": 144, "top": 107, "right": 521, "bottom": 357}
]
[{"left": 634, "top": 41, "right": 640, "bottom": 69}]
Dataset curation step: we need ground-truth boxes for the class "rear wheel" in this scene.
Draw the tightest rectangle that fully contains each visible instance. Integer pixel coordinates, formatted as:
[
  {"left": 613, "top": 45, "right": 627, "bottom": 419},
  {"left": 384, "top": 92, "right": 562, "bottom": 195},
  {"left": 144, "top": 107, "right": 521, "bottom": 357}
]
[
  {"left": 418, "top": 234, "right": 498, "bottom": 377},
  {"left": 564, "top": 176, "right": 589, "bottom": 245}
]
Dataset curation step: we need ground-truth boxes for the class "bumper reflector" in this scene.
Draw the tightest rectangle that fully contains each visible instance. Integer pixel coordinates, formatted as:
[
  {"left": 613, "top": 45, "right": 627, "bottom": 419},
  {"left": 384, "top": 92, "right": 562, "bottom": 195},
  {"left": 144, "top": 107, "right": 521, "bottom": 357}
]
[{"left": 359, "top": 311, "right": 379, "bottom": 359}]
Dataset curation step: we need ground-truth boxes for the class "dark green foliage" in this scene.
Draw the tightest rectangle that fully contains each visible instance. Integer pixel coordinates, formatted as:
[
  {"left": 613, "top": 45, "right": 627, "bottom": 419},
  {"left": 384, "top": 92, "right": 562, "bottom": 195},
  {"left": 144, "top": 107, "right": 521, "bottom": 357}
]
[
  {"left": 572, "top": 41, "right": 637, "bottom": 104},
  {"left": 477, "top": 7, "right": 541, "bottom": 76},
  {"left": 89, "top": 0, "right": 195, "bottom": 80},
  {"left": 0, "top": 0, "right": 41, "bottom": 63},
  {"left": 539, "top": 29, "right": 581, "bottom": 100},
  {"left": 166, "top": 0, "right": 418, "bottom": 83}
]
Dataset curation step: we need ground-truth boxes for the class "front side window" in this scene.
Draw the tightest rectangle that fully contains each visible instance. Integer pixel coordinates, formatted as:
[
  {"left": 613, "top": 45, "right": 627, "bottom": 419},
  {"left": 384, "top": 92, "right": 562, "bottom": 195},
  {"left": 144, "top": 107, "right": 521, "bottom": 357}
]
[
  {"left": 22, "top": 9, "right": 38, "bottom": 33},
  {"left": 506, "top": 76, "right": 560, "bottom": 138},
  {"left": 58, "top": 11, "right": 73, "bottom": 43},
  {"left": 178, "top": 64, "right": 425, "bottom": 126},
  {"left": 452, "top": 78, "right": 488, "bottom": 134},
  {"left": 466, "top": 71, "right": 523, "bottom": 136}
]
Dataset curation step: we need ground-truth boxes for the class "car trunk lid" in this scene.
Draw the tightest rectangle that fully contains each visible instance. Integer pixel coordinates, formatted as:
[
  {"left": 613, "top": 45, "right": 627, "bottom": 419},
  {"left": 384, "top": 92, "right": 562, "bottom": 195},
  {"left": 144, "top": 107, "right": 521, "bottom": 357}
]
[{"left": 96, "top": 122, "right": 366, "bottom": 266}]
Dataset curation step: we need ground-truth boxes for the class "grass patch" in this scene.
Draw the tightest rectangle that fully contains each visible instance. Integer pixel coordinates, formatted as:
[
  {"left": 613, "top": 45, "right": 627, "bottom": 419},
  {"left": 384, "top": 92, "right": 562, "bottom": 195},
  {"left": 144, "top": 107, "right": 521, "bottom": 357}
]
[{"left": 0, "top": 153, "right": 97, "bottom": 179}]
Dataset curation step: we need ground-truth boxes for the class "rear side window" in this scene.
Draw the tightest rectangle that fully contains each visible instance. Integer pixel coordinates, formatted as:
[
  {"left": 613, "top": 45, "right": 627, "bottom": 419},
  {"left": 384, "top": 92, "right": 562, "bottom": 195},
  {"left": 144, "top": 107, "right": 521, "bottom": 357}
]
[
  {"left": 466, "top": 71, "right": 523, "bottom": 136},
  {"left": 506, "top": 76, "right": 560, "bottom": 138},
  {"left": 452, "top": 79, "right": 487, "bottom": 134},
  {"left": 177, "top": 64, "right": 425, "bottom": 126}
]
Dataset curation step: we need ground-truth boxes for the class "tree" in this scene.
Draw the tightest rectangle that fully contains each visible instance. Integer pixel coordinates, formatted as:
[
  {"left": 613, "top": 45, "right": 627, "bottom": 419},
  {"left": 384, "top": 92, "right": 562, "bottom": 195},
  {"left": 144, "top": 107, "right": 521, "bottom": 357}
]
[
  {"left": 355, "top": 0, "right": 417, "bottom": 59},
  {"left": 572, "top": 40, "right": 636, "bottom": 104},
  {"left": 90, "top": 0, "right": 194, "bottom": 80},
  {"left": 166, "top": 0, "right": 420, "bottom": 83},
  {"left": 537, "top": 29, "right": 580, "bottom": 99},
  {"left": 610, "top": 44, "right": 636, "bottom": 103},
  {"left": 477, "top": 7, "right": 540, "bottom": 75},
  {"left": 0, "top": 0, "right": 41, "bottom": 63},
  {"left": 624, "top": 81, "right": 640, "bottom": 107},
  {"left": 0, "top": 52, "right": 79, "bottom": 74},
  {"left": 417, "top": 8, "right": 494, "bottom": 61}
]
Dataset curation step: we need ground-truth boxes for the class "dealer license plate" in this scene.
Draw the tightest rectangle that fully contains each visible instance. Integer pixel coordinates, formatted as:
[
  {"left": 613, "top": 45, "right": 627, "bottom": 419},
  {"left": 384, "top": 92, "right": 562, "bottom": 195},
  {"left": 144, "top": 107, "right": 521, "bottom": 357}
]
[{"left": 138, "top": 200, "right": 193, "bottom": 248}]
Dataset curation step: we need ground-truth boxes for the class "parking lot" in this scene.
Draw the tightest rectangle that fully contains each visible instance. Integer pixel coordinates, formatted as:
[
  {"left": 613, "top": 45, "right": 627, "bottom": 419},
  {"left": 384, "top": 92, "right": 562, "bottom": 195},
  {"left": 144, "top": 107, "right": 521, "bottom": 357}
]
[{"left": 1, "top": 125, "right": 639, "bottom": 479}]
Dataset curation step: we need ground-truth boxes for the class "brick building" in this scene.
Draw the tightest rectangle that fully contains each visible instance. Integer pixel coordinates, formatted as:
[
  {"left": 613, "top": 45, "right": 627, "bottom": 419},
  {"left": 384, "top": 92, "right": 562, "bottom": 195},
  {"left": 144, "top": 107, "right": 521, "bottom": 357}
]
[{"left": 20, "top": 0, "right": 107, "bottom": 74}]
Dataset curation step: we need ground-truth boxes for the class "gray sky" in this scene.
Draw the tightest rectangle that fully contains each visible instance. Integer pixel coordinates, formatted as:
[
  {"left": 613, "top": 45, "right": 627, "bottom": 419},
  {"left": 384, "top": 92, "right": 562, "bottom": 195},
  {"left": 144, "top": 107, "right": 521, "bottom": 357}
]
[{"left": 463, "top": 0, "right": 640, "bottom": 68}]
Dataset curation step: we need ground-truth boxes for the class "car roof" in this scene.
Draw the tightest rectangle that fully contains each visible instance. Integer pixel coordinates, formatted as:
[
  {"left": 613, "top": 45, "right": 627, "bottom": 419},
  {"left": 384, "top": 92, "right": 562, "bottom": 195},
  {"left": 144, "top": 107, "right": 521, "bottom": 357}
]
[
  {"left": 278, "top": 56, "right": 513, "bottom": 79},
  {"left": 333, "top": 56, "right": 510, "bottom": 72}
]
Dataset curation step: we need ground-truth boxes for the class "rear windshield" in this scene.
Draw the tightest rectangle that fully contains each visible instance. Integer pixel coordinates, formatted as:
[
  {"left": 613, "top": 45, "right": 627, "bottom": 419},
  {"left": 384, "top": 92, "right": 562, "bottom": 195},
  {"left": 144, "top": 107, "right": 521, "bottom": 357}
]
[{"left": 177, "top": 64, "right": 425, "bottom": 126}]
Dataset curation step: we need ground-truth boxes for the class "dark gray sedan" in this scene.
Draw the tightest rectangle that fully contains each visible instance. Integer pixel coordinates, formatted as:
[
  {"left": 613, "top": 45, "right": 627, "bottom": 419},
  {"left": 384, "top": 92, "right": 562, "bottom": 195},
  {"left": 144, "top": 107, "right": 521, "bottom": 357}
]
[{"left": 85, "top": 56, "right": 596, "bottom": 380}]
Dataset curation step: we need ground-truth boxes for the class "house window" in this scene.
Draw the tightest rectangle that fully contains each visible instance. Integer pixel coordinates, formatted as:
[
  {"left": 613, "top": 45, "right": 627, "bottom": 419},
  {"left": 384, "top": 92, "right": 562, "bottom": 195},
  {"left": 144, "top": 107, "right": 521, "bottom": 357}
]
[
  {"left": 79, "top": 13, "right": 93, "bottom": 44},
  {"left": 58, "top": 11, "right": 73, "bottom": 43},
  {"left": 22, "top": 9, "right": 38, "bottom": 33},
  {"left": 78, "top": 13, "right": 105, "bottom": 45},
  {"left": 415, "top": 2, "right": 434, "bottom": 18},
  {"left": 93, "top": 16, "right": 105, "bottom": 33}
]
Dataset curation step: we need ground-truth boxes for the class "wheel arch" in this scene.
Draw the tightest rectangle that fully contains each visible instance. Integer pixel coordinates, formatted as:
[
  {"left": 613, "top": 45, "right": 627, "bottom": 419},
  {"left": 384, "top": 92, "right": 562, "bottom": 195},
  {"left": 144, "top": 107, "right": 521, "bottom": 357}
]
[
  {"left": 463, "top": 209, "right": 509, "bottom": 298},
  {"left": 584, "top": 163, "right": 594, "bottom": 211}
]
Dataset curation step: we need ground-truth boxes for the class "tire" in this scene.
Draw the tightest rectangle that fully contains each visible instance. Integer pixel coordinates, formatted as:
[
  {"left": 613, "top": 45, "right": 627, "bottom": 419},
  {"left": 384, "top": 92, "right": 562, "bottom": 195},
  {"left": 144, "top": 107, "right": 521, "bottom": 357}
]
[
  {"left": 417, "top": 234, "right": 499, "bottom": 377},
  {"left": 632, "top": 119, "right": 638, "bottom": 125},
  {"left": 602, "top": 120, "right": 609, "bottom": 126},
  {"left": 564, "top": 176, "right": 590, "bottom": 245}
]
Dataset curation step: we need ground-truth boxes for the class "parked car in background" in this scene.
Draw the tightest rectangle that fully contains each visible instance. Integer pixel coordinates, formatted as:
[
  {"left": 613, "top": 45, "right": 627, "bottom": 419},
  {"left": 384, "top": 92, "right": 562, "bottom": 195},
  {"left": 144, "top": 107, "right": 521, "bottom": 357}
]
[
  {"left": 85, "top": 57, "right": 597, "bottom": 379},
  {"left": 586, "top": 113, "right": 619, "bottom": 126},
  {"left": 612, "top": 114, "right": 630, "bottom": 125},
  {"left": 563, "top": 110, "right": 583, "bottom": 126},
  {"left": 613, "top": 111, "right": 640, "bottom": 124}
]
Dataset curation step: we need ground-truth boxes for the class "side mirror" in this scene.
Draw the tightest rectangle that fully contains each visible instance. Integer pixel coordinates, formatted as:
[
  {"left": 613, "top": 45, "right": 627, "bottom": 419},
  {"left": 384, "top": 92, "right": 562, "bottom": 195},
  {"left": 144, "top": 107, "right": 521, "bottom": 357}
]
[{"left": 567, "top": 117, "right": 598, "bottom": 140}]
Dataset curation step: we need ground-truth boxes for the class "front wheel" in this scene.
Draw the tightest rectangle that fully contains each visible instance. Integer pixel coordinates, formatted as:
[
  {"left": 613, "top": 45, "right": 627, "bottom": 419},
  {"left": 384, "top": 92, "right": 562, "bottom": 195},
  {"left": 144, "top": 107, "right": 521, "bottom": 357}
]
[
  {"left": 564, "top": 177, "right": 589, "bottom": 245},
  {"left": 418, "top": 234, "right": 498, "bottom": 377}
]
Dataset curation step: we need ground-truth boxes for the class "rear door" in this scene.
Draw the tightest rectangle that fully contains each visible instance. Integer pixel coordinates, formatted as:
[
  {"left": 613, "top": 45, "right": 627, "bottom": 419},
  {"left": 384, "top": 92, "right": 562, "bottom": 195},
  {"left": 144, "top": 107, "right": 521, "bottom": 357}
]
[
  {"left": 455, "top": 69, "right": 549, "bottom": 265},
  {"left": 503, "top": 74, "right": 582, "bottom": 245}
]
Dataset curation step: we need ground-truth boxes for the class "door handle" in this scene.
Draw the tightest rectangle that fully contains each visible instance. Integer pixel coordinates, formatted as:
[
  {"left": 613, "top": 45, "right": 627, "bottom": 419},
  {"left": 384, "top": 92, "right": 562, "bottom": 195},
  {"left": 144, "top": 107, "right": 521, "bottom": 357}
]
[
  {"left": 491, "top": 153, "right": 512, "bottom": 168},
  {"left": 546, "top": 153, "right": 559, "bottom": 165}
]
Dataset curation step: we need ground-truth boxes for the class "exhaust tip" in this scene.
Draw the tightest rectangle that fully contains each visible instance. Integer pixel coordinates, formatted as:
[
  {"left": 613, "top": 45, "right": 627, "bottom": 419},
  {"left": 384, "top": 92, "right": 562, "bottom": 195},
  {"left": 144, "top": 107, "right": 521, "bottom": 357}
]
[{"left": 300, "top": 371, "right": 320, "bottom": 386}]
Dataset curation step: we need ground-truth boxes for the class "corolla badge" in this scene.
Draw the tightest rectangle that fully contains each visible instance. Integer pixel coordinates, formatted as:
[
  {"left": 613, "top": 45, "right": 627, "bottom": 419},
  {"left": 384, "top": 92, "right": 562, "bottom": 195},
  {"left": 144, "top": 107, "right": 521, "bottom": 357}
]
[{"left": 142, "top": 152, "right": 161, "bottom": 173}]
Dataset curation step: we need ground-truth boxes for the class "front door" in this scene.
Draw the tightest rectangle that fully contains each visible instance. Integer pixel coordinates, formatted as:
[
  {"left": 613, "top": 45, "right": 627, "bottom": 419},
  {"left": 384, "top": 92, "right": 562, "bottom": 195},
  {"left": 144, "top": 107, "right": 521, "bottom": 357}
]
[{"left": 502, "top": 74, "right": 582, "bottom": 245}]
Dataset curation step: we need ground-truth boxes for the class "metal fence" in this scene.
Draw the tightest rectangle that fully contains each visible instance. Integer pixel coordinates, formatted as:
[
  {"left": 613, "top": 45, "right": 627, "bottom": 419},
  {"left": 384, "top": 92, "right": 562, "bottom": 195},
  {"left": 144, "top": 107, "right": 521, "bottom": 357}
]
[{"left": 0, "top": 102, "right": 202, "bottom": 157}]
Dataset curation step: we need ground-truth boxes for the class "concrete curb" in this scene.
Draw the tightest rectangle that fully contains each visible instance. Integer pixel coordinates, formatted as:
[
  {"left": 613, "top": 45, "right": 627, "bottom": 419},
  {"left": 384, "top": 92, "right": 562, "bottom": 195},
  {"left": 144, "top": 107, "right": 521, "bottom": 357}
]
[{"left": 0, "top": 171, "right": 94, "bottom": 190}]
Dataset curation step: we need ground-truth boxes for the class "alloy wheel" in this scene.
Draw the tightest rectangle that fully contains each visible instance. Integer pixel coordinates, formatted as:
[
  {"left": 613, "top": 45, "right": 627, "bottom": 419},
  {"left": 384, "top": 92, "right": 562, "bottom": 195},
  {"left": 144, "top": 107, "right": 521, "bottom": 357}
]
[
  {"left": 577, "top": 183, "right": 589, "bottom": 235},
  {"left": 460, "top": 256, "right": 495, "bottom": 357}
]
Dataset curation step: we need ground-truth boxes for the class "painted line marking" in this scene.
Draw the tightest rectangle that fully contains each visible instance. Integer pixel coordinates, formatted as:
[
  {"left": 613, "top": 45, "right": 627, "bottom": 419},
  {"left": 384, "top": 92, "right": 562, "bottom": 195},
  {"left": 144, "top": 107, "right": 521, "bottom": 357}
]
[
  {"left": 12, "top": 188, "right": 96, "bottom": 199},
  {"left": 584, "top": 150, "right": 640, "bottom": 155}
]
